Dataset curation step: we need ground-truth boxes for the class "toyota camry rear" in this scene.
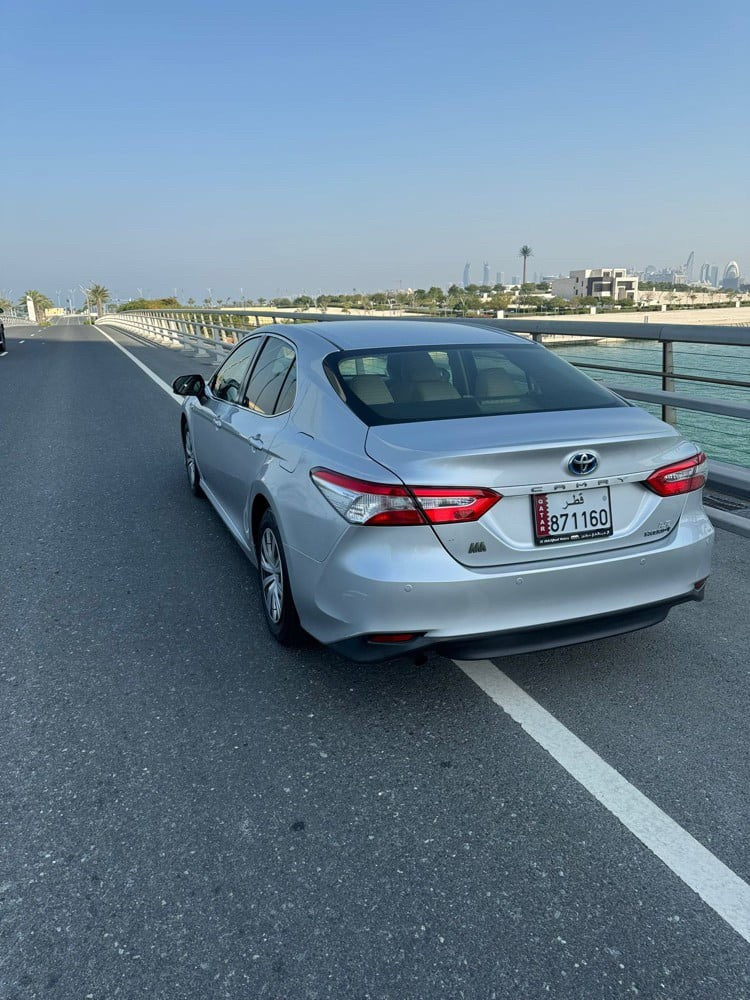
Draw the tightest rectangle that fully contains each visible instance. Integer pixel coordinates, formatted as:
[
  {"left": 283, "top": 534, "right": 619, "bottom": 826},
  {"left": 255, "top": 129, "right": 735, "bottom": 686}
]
[{"left": 176, "top": 321, "right": 714, "bottom": 662}]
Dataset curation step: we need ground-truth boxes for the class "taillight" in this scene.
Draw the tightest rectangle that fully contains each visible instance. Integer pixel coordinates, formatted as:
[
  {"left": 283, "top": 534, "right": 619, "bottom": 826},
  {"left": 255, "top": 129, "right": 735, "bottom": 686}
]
[
  {"left": 645, "top": 452, "right": 708, "bottom": 497},
  {"left": 410, "top": 486, "right": 501, "bottom": 523},
  {"left": 310, "top": 469, "right": 501, "bottom": 526},
  {"left": 310, "top": 469, "right": 423, "bottom": 525}
]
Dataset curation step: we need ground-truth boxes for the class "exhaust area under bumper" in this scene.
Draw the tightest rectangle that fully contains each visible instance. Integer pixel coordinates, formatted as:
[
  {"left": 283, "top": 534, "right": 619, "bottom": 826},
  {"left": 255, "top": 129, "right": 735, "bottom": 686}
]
[{"left": 329, "top": 586, "right": 706, "bottom": 663}]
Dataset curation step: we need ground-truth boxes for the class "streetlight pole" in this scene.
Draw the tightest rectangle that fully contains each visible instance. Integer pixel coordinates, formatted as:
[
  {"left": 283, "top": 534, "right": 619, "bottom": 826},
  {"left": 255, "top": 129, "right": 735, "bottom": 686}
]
[{"left": 79, "top": 285, "right": 92, "bottom": 317}]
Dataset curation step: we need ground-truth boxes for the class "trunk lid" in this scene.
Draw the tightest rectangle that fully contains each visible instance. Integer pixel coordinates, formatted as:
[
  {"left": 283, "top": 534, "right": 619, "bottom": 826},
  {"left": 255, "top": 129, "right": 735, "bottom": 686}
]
[{"left": 365, "top": 407, "right": 696, "bottom": 567}]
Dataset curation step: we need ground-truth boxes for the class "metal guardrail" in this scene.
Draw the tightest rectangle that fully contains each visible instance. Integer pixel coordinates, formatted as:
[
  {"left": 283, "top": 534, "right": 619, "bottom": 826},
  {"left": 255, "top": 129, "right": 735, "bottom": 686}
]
[
  {"left": 97, "top": 308, "right": 750, "bottom": 526},
  {"left": 2, "top": 317, "right": 35, "bottom": 327},
  {"left": 98, "top": 307, "right": 750, "bottom": 421}
]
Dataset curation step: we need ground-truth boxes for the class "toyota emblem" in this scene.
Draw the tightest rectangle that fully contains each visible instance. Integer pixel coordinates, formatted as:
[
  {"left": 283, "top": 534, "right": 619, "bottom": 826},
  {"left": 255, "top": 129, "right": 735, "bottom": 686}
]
[{"left": 568, "top": 451, "right": 599, "bottom": 476}]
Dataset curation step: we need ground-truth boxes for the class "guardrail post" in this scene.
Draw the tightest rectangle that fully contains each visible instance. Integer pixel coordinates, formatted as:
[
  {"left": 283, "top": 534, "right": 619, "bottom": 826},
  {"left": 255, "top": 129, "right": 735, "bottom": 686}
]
[{"left": 662, "top": 339, "right": 677, "bottom": 425}]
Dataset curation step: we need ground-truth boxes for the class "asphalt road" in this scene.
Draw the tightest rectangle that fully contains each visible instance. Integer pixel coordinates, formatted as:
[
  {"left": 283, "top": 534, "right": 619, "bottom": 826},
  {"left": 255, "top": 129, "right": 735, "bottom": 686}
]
[{"left": 1, "top": 322, "right": 749, "bottom": 999}]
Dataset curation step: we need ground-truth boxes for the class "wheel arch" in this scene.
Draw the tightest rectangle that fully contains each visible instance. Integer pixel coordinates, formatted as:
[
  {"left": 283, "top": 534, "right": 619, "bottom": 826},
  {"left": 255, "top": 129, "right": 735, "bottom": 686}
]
[{"left": 251, "top": 492, "right": 271, "bottom": 550}]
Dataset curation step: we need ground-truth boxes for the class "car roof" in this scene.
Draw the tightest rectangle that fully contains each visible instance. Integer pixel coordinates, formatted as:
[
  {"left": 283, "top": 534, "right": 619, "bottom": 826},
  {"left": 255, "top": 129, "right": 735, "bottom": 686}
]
[{"left": 282, "top": 319, "right": 525, "bottom": 351}]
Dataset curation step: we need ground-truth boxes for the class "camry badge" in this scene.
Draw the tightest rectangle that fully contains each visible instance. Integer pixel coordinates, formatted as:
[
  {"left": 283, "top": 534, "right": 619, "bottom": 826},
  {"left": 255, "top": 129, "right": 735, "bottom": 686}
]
[{"left": 568, "top": 451, "right": 599, "bottom": 476}]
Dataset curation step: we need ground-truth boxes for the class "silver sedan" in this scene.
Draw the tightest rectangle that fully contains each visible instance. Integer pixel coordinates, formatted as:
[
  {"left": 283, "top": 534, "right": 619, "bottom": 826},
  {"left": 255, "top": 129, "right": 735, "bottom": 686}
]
[{"left": 173, "top": 321, "right": 714, "bottom": 661}]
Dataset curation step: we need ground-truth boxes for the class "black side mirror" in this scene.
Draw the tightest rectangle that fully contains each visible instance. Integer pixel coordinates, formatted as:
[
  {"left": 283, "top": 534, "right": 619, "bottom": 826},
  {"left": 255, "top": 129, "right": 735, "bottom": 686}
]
[{"left": 172, "top": 374, "right": 206, "bottom": 397}]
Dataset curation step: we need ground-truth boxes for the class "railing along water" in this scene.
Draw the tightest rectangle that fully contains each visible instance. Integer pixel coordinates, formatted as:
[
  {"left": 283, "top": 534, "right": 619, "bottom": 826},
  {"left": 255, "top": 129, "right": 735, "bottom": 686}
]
[{"left": 97, "top": 309, "right": 750, "bottom": 532}]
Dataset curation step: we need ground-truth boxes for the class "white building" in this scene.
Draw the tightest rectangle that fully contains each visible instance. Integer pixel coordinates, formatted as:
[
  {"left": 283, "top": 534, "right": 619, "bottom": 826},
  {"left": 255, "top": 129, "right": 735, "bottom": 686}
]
[{"left": 551, "top": 268, "right": 639, "bottom": 302}]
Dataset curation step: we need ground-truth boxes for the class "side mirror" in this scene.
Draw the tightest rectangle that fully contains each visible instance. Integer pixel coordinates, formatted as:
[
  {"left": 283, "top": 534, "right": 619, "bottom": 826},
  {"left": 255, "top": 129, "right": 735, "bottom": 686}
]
[{"left": 172, "top": 374, "right": 206, "bottom": 397}]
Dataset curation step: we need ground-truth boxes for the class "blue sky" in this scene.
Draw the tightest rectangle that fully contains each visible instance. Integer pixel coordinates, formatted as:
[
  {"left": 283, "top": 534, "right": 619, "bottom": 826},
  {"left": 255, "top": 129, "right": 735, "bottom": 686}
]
[{"left": 2, "top": 0, "right": 748, "bottom": 303}]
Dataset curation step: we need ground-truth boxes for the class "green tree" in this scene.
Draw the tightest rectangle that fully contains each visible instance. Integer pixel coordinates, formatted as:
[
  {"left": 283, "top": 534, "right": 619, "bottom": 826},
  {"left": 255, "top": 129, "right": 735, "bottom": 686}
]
[
  {"left": 519, "top": 245, "right": 533, "bottom": 285},
  {"left": 0, "top": 295, "right": 12, "bottom": 311},
  {"left": 87, "top": 284, "right": 110, "bottom": 316},
  {"left": 117, "top": 296, "right": 180, "bottom": 312},
  {"left": 572, "top": 296, "right": 600, "bottom": 307},
  {"left": 488, "top": 291, "right": 514, "bottom": 311},
  {"left": 20, "top": 290, "right": 53, "bottom": 321},
  {"left": 542, "top": 296, "right": 569, "bottom": 312}
]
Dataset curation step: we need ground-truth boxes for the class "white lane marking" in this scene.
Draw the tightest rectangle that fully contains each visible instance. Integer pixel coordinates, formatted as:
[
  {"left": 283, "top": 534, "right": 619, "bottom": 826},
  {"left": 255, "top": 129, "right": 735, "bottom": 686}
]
[
  {"left": 454, "top": 659, "right": 750, "bottom": 944},
  {"left": 96, "top": 325, "right": 179, "bottom": 403}
]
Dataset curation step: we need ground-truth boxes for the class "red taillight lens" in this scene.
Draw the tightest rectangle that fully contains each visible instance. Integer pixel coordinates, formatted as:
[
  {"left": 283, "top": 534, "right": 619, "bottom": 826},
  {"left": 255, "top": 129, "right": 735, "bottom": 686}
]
[
  {"left": 411, "top": 486, "right": 501, "bottom": 523},
  {"left": 311, "top": 469, "right": 501, "bottom": 526},
  {"left": 645, "top": 452, "right": 708, "bottom": 497},
  {"left": 310, "top": 469, "right": 424, "bottom": 525}
]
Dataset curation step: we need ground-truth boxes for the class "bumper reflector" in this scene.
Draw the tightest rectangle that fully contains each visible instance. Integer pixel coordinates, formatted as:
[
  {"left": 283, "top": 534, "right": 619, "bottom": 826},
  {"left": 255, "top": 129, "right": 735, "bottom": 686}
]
[{"left": 367, "top": 633, "right": 423, "bottom": 644}]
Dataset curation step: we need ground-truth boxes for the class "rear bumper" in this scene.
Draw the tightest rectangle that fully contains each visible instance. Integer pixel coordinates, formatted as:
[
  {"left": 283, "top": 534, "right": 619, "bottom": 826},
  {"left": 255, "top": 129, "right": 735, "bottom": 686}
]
[
  {"left": 330, "top": 585, "right": 705, "bottom": 662},
  {"left": 287, "top": 504, "right": 714, "bottom": 660}
]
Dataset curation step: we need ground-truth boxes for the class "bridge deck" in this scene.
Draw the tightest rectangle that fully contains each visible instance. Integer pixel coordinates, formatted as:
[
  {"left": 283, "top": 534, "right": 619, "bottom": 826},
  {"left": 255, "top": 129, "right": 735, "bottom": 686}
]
[{"left": 2, "top": 322, "right": 749, "bottom": 998}]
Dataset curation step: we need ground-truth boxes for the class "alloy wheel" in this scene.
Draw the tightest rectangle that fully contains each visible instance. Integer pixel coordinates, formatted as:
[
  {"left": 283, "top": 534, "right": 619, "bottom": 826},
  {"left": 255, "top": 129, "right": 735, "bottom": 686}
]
[
  {"left": 184, "top": 428, "right": 196, "bottom": 486},
  {"left": 260, "top": 527, "right": 284, "bottom": 623}
]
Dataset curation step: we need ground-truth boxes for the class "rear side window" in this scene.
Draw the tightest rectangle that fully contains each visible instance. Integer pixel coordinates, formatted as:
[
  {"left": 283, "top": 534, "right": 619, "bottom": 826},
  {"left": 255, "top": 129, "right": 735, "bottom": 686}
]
[
  {"left": 212, "top": 336, "right": 262, "bottom": 403},
  {"left": 326, "top": 343, "right": 626, "bottom": 426},
  {"left": 274, "top": 362, "right": 297, "bottom": 414},
  {"left": 244, "top": 337, "right": 296, "bottom": 415}
]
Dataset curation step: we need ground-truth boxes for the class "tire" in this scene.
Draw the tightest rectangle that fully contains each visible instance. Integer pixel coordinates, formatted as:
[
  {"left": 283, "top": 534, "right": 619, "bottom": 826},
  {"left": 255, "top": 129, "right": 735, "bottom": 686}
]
[
  {"left": 182, "top": 424, "right": 205, "bottom": 498},
  {"left": 257, "top": 509, "right": 303, "bottom": 646},
  {"left": 0, "top": 326, "right": 6, "bottom": 354}
]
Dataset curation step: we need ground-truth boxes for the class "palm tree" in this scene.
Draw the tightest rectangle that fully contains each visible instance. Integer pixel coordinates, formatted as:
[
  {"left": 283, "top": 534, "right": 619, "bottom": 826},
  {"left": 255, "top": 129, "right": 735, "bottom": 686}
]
[
  {"left": 519, "top": 245, "right": 534, "bottom": 285},
  {"left": 20, "top": 290, "right": 54, "bottom": 322},
  {"left": 87, "top": 284, "right": 111, "bottom": 316}
]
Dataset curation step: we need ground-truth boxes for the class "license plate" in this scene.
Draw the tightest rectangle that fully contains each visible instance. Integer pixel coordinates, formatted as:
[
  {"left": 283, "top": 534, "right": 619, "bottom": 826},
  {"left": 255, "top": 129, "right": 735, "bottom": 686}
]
[{"left": 532, "top": 488, "right": 613, "bottom": 545}]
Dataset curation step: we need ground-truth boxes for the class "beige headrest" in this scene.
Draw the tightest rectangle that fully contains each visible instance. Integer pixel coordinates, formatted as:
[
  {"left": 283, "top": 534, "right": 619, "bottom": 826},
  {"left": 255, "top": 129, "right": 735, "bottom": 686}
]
[
  {"left": 475, "top": 367, "right": 518, "bottom": 398},
  {"left": 349, "top": 375, "right": 394, "bottom": 405}
]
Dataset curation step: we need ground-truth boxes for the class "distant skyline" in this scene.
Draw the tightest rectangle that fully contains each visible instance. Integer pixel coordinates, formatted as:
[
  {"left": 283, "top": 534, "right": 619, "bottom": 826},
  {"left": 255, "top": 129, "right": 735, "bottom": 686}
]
[{"left": 3, "top": 0, "right": 748, "bottom": 301}]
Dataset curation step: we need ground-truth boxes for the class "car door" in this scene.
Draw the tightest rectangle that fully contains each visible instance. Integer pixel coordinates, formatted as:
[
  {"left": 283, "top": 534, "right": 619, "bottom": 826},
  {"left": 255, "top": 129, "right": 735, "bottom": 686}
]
[
  {"left": 216, "top": 335, "right": 297, "bottom": 532},
  {"left": 190, "top": 336, "right": 264, "bottom": 503}
]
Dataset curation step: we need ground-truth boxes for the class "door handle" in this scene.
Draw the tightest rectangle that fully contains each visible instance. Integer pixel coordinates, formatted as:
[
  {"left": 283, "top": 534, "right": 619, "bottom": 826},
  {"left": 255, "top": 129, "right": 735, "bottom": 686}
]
[
  {"left": 213, "top": 417, "right": 222, "bottom": 428},
  {"left": 249, "top": 433, "right": 264, "bottom": 447}
]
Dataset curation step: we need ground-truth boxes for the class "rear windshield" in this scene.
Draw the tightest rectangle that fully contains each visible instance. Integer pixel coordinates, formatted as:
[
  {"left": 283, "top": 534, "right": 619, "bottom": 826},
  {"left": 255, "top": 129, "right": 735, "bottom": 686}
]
[{"left": 325, "top": 343, "right": 626, "bottom": 426}]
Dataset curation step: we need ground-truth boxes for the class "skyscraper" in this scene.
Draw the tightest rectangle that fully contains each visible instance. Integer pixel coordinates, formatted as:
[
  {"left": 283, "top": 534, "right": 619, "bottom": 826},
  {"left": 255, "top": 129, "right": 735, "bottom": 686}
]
[
  {"left": 496, "top": 272, "right": 504, "bottom": 286},
  {"left": 463, "top": 262, "right": 471, "bottom": 288},
  {"left": 684, "top": 251, "right": 695, "bottom": 283},
  {"left": 700, "top": 263, "right": 719, "bottom": 286},
  {"left": 722, "top": 261, "right": 740, "bottom": 290},
  {"left": 482, "top": 262, "right": 490, "bottom": 286}
]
